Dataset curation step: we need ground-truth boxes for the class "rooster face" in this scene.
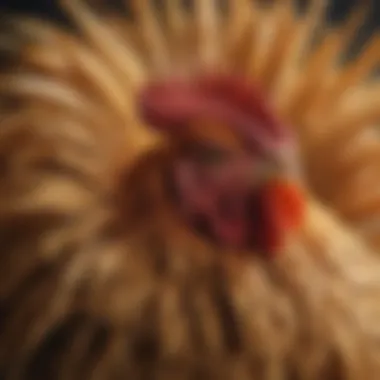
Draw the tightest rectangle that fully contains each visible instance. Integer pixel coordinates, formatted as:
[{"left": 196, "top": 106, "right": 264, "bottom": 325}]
[{"left": 139, "top": 74, "right": 305, "bottom": 255}]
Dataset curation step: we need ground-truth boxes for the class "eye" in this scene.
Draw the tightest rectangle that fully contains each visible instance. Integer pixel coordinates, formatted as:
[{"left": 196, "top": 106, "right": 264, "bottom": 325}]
[
  {"left": 185, "top": 142, "right": 232, "bottom": 166},
  {"left": 254, "top": 160, "right": 281, "bottom": 180}
]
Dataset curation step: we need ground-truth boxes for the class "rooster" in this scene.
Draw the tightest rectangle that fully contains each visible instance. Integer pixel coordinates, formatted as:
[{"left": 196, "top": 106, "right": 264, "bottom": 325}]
[{"left": 0, "top": 0, "right": 380, "bottom": 379}]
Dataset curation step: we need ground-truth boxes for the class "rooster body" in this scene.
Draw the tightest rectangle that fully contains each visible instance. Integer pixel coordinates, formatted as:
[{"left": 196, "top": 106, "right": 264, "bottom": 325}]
[{"left": 0, "top": 0, "right": 380, "bottom": 379}]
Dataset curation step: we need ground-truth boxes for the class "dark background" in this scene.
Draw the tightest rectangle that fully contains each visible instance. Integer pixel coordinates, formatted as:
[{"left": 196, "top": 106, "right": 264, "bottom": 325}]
[
  {"left": 0, "top": 0, "right": 379, "bottom": 25},
  {"left": 0, "top": 0, "right": 378, "bottom": 49}
]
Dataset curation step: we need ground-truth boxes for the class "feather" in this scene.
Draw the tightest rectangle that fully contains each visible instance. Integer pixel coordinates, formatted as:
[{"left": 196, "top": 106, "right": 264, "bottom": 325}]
[{"left": 0, "top": 1, "right": 380, "bottom": 379}]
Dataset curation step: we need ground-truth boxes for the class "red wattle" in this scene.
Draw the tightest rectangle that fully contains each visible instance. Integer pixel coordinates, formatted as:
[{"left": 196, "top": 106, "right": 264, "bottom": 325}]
[{"left": 259, "top": 181, "right": 305, "bottom": 253}]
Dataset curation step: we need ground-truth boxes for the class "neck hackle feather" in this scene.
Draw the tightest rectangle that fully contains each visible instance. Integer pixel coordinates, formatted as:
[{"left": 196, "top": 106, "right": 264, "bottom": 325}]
[{"left": 0, "top": 0, "right": 380, "bottom": 379}]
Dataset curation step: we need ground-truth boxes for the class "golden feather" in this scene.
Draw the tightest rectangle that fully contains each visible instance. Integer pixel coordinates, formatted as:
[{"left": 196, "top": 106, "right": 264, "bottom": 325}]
[{"left": 0, "top": 1, "right": 380, "bottom": 379}]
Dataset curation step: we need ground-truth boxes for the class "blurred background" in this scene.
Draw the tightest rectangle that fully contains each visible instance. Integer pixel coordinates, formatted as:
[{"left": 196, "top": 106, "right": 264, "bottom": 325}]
[
  {"left": 0, "top": 0, "right": 379, "bottom": 27},
  {"left": 0, "top": 0, "right": 378, "bottom": 60}
]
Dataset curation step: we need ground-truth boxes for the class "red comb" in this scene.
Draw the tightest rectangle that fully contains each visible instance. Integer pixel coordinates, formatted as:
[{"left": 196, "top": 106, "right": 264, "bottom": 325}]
[
  {"left": 196, "top": 75, "right": 283, "bottom": 137},
  {"left": 139, "top": 74, "right": 290, "bottom": 156}
]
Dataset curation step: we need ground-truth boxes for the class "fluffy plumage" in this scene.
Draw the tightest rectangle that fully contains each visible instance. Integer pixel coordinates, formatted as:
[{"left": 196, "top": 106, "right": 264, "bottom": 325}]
[{"left": 0, "top": 0, "right": 380, "bottom": 379}]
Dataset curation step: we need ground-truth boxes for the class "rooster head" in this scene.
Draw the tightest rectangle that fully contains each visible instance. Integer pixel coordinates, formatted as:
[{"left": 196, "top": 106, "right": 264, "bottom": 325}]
[{"left": 139, "top": 74, "right": 306, "bottom": 256}]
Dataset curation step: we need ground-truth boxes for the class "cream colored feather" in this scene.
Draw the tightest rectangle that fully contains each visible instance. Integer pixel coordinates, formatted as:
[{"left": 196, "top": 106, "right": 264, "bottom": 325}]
[{"left": 0, "top": 1, "right": 380, "bottom": 379}]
